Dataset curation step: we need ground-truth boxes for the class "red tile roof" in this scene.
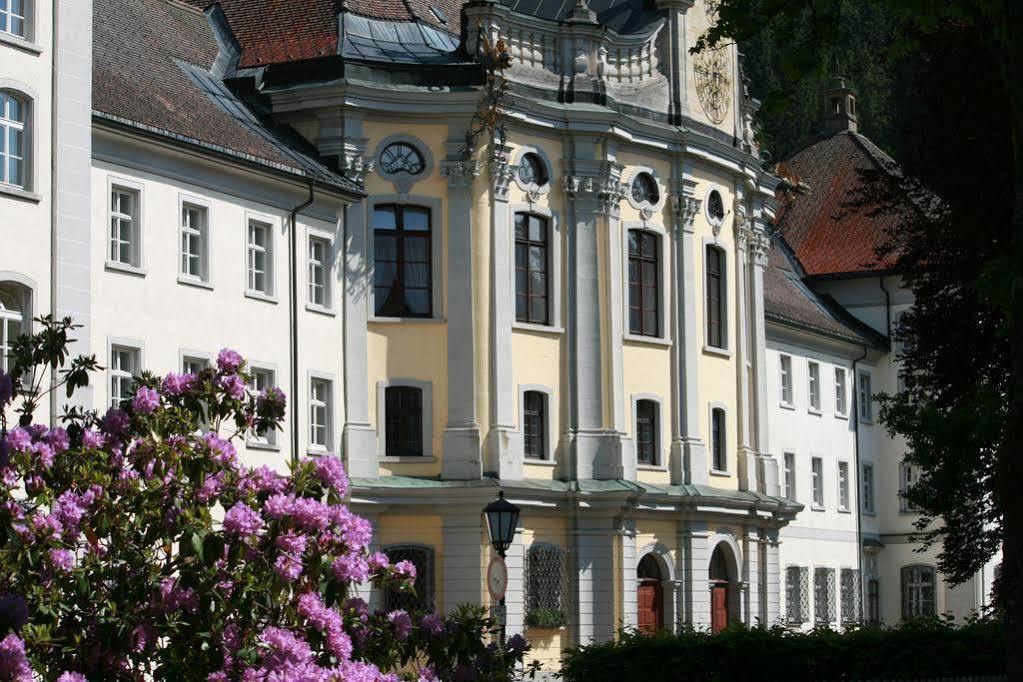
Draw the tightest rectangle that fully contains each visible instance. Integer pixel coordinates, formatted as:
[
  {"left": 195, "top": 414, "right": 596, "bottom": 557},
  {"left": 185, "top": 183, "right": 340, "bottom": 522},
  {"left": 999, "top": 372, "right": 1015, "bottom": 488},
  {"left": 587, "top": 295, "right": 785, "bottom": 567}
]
[{"left": 773, "top": 130, "right": 910, "bottom": 278}]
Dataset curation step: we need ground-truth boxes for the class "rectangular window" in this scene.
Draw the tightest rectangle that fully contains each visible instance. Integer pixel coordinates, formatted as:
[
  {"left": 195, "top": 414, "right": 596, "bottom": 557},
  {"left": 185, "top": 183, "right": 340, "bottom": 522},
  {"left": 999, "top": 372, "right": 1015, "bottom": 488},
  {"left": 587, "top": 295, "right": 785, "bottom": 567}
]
[
  {"left": 808, "top": 361, "right": 821, "bottom": 411},
  {"left": 705, "top": 246, "right": 725, "bottom": 348},
  {"left": 901, "top": 566, "right": 935, "bottom": 619},
  {"left": 862, "top": 463, "right": 875, "bottom": 513},
  {"left": 248, "top": 367, "right": 276, "bottom": 446},
  {"left": 182, "top": 355, "right": 209, "bottom": 375},
  {"left": 247, "top": 220, "right": 273, "bottom": 295},
  {"left": 838, "top": 461, "right": 850, "bottom": 512},
  {"left": 628, "top": 230, "right": 659, "bottom": 336},
  {"left": 899, "top": 461, "right": 919, "bottom": 513},
  {"left": 711, "top": 408, "right": 726, "bottom": 472},
  {"left": 109, "top": 187, "right": 140, "bottom": 266},
  {"left": 385, "top": 386, "right": 423, "bottom": 457},
  {"left": 786, "top": 566, "right": 809, "bottom": 624},
  {"left": 373, "top": 204, "right": 432, "bottom": 318},
  {"left": 636, "top": 399, "right": 658, "bottom": 465},
  {"left": 0, "top": 0, "right": 27, "bottom": 37},
  {"left": 834, "top": 367, "right": 848, "bottom": 416},
  {"left": 523, "top": 391, "right": 547, "bottom": 460},
  {"left": 0, "top": 92, "right": 26, "bottom": 188},
  {"left": 811, "top": 457, "right": 824, "bottom": 508},
  {"left": 180, "top": 203, "right": 208, "bottom": 281},
  {"left": 0, "top": 283, "right": 26, "bottom": 373},
  {"left": 109, "top": 345, "right": 140, "bottom": 409},
  {"left": 814, "top": 567, "right": 836, "bottom": 624},
  {"left": 857, "top": 371, "right": 873, "bottom": 422},
  {"left": 309, "top": 378, "right": 332, "bottom": 451},
  {"left": 867, "top": 579, "right": 880, "bottom": 623},
  {"left": 515, "top": 213, "right": 549, "bottom": 325},
  {"left": 841, "top": 568, "right": 861, "bottom": 624},
  {"left": 308, "top": 236, "right": 330, "bottom": 307},
  {"left": 783, "top": 452, "right": 796, "bottom": 500},
  {"left": 780, "top": 355, "right": 793, "bottom": 405}
]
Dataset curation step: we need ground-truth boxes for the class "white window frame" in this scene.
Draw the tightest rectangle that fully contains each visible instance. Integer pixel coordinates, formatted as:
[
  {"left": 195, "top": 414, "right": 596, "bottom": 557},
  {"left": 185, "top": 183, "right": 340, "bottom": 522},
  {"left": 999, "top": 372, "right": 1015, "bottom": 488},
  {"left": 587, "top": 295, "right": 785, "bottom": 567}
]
[
  {"left": 307, "top": 233, "right": 333, "bottom": 312},
  {"left": 807, "top": 361, "right": 821, "bottom": 413},
  {"left": 810, "top": 456, "right": 824, "bottom": 509},
  {"left": 180, "top": 350, "right": 212, "bottom": 376},
  {"left": 899, "top": 461, "right": 920, "bottom": 513},
  {"left": 520, "top": 384, "right": 557, "bottom": 465},
  {"left": 834, "top": 367, "right": 848, "bottom": 418},
  {"left": 106, "top": 177, "right": 144, "bottom": 273},
  {"left": 0, "top": 90, "right": 27, "bottom": 189},
  {"left": 0, "top": 279, "right": 31, "bottom": 375},
  {"left": 862, "top": 462, "right": 875, "bottom": 514},
  {"left": 0, "top": 0, "right": 30, "bottom": 40},
  {"left": 512, "top": 203, "right": 563, "bottom": 333},
  {"left": 857, "top": 370, "right": 873, "bottom": 423},
  {"left": 779, "top": 354, "right": 794, "bottom": 407},
  {"left": 178, "top": 196, "right": 211, "bottom": 286},
  {"left": 631, "top": 393, "right": 664, "bottom": 469},
  {"left": 108, "top": 341, "right": 142, "bottom": 410},
  {"left": 901, "top": 565, "right": 936, "bottom": 619},
  {"left": 708, "top": 403, "right": 729, "bottom": 475},
  {"left": 782, "top": 452, "right": 796, "bottom": 500},
  {"left": 308, "top": 374, "right": 334, "bottom": 454},
  {"left": 245, "top": 217, "right": 275, "bottom": 298},
  {"left": 837, "top": 460, "right": 851, "bottom": 512},
  {"left": 247, "top": 364, "right": 278, "bottom": 449}
]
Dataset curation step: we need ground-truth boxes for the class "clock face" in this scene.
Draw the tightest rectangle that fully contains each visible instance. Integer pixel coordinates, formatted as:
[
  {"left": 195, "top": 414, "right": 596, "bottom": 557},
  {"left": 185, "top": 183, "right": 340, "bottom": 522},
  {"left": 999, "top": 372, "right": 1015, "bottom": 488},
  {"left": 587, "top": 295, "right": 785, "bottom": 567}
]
[
  {"left": 694, "top": 46, "right": 732, "bottom": 125},
  {"left": 487, "top": 556, "right": 508, "bottom": 600}
]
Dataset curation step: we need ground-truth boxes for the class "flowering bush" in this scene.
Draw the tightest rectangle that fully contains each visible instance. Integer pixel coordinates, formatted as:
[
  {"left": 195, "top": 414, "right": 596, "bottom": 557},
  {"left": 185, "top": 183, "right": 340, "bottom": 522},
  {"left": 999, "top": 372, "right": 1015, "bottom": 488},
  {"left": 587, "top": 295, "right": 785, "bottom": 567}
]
[{"left": 0, "top": 317, "right": 535, "bottom": 681}]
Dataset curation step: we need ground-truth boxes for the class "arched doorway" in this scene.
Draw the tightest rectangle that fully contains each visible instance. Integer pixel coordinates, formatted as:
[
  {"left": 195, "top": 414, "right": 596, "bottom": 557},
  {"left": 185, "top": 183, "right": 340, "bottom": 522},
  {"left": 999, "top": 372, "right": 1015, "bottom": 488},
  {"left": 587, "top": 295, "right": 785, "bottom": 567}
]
[
  {"left": 709, "top": 544, "right": 735, "bottom": 633},
  {"left": 637, "top": 554, "right": 664, "bottom": 635}
]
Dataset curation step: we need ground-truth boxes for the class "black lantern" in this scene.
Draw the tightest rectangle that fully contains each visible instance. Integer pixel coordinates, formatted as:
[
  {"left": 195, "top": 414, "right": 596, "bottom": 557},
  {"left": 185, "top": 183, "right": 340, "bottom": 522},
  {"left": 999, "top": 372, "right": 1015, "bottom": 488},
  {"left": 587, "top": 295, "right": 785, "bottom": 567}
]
[{"left": 483, "top": 491, "right": 520, "bottom": 558}]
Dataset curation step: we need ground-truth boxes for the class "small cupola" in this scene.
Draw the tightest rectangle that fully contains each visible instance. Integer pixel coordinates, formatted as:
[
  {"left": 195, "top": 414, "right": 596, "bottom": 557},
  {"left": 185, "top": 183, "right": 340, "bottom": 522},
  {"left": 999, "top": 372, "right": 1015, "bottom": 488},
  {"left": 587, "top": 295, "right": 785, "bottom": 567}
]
[{"left": 824, "top": 76, "right": 858, "bottom": 134}]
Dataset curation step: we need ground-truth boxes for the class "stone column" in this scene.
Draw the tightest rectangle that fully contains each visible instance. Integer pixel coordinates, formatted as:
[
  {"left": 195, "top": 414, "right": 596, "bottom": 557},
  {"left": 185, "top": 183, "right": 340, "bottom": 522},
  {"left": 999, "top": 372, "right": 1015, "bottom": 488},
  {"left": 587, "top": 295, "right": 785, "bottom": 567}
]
[
  {"left": 440, "top": 134, "right": 484, "bottom": 480},
  {"left": 483, "top": 145, "right": 522, "bottom": 479},
  {"left": 504, "top": 526, "right": 526, "bottom": 636},
  {"left": 442, "top": 513, "right": 485, "bottom": 614},
  {"left": 743, "top": 528, "right": 760, "bottom": 624},
  {"left": 679, "top": 523, "right": 712, "bottom": 629},
  {"left": 734, "top": 200, "right": 758, "bottom": 492},
  {"left": 749, "top": 202, "right": 779, "bottom": 495},
  {"left": 339, "top": 118, "right": 378, "bottom": 478},
  {"left": 668, "top": 177, "right": 708, "bottom": 485},
  {"left": 618, "top": 517, "right": 638, "bottom": 631},
  {"left": 764, "top": 529, "right": 781, "bottom": 624},
  {"left": 571, "top": 515, "right": 618, "bottom": 644}
]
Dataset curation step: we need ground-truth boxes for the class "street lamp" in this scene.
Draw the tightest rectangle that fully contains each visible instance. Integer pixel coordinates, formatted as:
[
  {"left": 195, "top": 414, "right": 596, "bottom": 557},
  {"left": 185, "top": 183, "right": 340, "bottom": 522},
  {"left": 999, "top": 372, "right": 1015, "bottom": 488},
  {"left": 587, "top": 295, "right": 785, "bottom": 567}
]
[{"left": 483, "top": 491, "right": 520, "bottom": 644}]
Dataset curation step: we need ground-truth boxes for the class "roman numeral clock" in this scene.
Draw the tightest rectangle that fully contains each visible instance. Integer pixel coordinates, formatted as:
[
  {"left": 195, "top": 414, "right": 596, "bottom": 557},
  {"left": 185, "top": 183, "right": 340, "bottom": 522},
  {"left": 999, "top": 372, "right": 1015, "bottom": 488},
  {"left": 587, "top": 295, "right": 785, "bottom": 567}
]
[{"left": 693, "top": 0, "right": 732, "bottom": 125}]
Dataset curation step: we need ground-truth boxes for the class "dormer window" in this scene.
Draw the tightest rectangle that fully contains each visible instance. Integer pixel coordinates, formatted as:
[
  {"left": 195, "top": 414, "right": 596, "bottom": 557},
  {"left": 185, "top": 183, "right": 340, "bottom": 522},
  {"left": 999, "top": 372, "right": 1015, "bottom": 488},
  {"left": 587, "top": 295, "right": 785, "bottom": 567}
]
[
  {"left": 379, "top": 142, "right": 425, "bottom": 176},
  {"left": 630, "top": 172, "right": 659, "bottom": 206},
  {"left": 518, "top": 152, "right": 547, "bottom": 187}
]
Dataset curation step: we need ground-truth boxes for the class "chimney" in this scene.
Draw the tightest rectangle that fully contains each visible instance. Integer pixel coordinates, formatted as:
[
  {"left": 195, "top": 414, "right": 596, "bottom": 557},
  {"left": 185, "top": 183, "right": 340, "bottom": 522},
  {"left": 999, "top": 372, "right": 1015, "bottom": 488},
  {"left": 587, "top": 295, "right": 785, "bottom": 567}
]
[{"left": 824, "top": 76, "right": 858, "bottom": 134}]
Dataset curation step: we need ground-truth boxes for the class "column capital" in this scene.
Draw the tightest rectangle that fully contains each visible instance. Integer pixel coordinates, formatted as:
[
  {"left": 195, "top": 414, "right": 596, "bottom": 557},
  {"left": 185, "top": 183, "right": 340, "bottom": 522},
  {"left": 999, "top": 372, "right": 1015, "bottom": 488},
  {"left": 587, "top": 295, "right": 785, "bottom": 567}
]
[
  {"left": 561, "top": 161, "right": 628, "bottom": 217},
  {"left": 341, "top": 150, "right": 375, "bottom": 186},
  {"left": 490, "top": 145, "right": 515, "bottom": 201},
  {"left": 441, "top": 158, "right": 482, "bottom": 189},
  {"left": 670, "top": 193, "right": 702, "bottom": 233},
  {"left": 734, "top": 213, "right": 756, "bottom": 253},
  {"left": 752, "top": 229, "right": 771, "bottom": 268}
]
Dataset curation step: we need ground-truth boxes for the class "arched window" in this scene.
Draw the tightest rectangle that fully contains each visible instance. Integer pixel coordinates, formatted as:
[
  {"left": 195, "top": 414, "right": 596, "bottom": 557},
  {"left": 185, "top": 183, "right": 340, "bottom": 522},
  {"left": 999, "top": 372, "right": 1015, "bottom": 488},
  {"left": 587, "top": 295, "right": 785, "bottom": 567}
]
[
  {"left": 705, "top": 245, "right": 726, "bottom": 348},
  {"left": 383, "top": 544, "right": 435, "bottom": 612},
  {"left": 635, "top": 399, "right": 658, "bottom": 465},
  {"left": 525, "top": 543, "right": 568, "bottom": 628},
  {"left": 711, "top": 407, "right": 726, "bottom": 472},
  {"left": 514, "top": 213, "right": 549, "bottom": 325},
  {"left": 628, "top": 229, "right": 659, "bottom": 336},
  {"left": 1, "top": 92, "right": 27, "bottom": 189},
  {"left": 0, "top": 282, "right": 29, "bottom": 373},
  {"left": 373, "top": 204, "right": 432, "bottom": 317},
  {"left": 900, "top": 565, "right": 935, "bottom": 620},
  {"left": 379, "top": 142, "right": 425, "bottom": 176}
]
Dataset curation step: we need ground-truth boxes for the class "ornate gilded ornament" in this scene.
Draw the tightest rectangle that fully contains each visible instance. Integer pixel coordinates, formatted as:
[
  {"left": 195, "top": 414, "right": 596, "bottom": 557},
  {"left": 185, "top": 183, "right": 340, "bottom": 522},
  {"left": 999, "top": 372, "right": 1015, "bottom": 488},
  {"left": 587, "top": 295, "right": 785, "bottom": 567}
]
[{"left": 694, "top": 47, "right": 732, "bottom": 125}]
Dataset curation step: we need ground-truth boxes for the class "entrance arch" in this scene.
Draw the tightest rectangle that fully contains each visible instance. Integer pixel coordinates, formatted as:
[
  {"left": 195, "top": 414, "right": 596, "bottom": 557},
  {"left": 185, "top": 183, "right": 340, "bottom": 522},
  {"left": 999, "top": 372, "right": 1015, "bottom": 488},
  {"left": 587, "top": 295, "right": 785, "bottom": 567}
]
[
  {"left": 709, "top": 542, "right": 739, "bottom": 633},
  {"left": 637, "top": 554, "right": 664, "bottom": 635}
]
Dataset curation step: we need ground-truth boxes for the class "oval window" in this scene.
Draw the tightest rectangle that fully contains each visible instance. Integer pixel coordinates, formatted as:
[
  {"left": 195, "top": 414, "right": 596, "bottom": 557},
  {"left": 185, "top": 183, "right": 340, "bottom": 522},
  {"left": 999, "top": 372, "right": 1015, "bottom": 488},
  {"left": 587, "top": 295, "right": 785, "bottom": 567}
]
[
  {"left": 631, "top": 173, "right": 659, "bottom": 205},
  {"left": 379, "top": 142, "right": 426, "bottom": 176},
  {"left": 518, "top": 152, "right": 548, "bottom": 187}
]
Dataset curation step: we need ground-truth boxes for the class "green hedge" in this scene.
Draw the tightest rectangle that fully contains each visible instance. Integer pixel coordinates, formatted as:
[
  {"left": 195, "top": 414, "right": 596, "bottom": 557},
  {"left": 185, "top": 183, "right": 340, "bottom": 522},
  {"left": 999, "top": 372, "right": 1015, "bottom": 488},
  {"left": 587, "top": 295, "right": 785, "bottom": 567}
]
[{"left": 559, "top": 618, "right": 1004, "bottom": 681}]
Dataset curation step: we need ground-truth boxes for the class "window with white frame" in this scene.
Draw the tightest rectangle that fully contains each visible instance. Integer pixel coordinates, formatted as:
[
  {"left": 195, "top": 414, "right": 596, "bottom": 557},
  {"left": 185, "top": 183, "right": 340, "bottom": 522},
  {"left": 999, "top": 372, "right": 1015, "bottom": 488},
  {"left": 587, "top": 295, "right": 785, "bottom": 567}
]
[
  {"left": 838, "top": 461, "right": 850, "bottom": 511},
  {"left": 247, "top": 220, "right": 273, "bottom": 295},
  {"left": 180, "top": 203, "right": 209, "bottom": 282},
  {"left": 182, "top": 355, "right": 209, "bottom": 375},
  {"left": 308, "top": 236, "right": 330, "bottom": 308},
  {"left": 0, "top": 0, "right": 27, "bottom": 38},
  {"left": 309, "top": 378, "right": 332, "bottom": 451},
  {"left": 814, "top": 567, "right": 836, "bottom": 624},
  {"left": 811, "top": 456, "right": 824, "bottom": 508},
  {"left": 779, "top": 354, "right": 793, "bottom": 405},
  {"left": 1, "top": 92, "right": 26, "bottom": 188},
  {"left": 808, "top": 361, "right": 821, "bottom": 411},
  {"left": 109, "top": 186, "right": 140, "bottom": 267},
  {"left": 783, "top": 452, "right": 796, "bottom": 500},
  {"left": 109, "top": 345, "right": 140, "bottom": 409},
  {"left": 248, "top": 367, "right": 276, "bottom": 446},
  {"left": 899, "top": 461, "right": 920, "bottom": 513},
  {"left": 862, "top": 463, "right": 875, "bottom": 513},
  {"left": 786, "top": 565, "right": 809, "bottom": 624},
  {"left": 857, "top": 371, "right": 873, "bottom": 421},
  {"left": 901, "top": 565, "right": 935, "bottom": 619},
  {"left": 523, "top": 390, "right": 548, "bottom": 460},
  {"left": 635, "top": 399, "right": 659, "bottom": 465},
  {"left": 711, "top": 407, "right": 727, "bottom": 472},
  {"left": 834, "top": 367, "right": 848, "bottom": 416},
  {"left": 0, "top": 282, "right": 27, "bottom": 374}
]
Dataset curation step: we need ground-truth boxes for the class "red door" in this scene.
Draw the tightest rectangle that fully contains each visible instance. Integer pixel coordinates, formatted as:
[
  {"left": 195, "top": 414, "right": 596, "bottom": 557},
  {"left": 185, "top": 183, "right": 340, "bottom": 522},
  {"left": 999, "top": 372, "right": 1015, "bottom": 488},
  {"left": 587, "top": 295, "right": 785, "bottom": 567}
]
[
  {"left": 711, "top": 584, "right": 729, "bottom": 633},
  {"left": 637, "top": 580, "right": 664, "bottom": 635}
]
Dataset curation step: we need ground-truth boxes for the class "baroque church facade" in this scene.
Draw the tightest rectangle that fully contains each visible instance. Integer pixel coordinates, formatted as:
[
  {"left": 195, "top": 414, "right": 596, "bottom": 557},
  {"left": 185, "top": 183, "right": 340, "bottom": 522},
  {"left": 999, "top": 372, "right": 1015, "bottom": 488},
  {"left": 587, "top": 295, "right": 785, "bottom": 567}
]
[{"left": 0, "top": 0, "right": 993, "bottom": 672}]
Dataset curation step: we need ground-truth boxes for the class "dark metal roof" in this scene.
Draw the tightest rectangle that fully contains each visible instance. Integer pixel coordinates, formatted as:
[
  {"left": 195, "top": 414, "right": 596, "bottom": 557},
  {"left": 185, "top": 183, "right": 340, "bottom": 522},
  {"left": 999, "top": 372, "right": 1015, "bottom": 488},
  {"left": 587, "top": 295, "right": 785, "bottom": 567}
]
[
  {"left": 341, "top": 14, "right": 461, "bottom": 64},
  {"left": 499, "top": 0, "right": 662, "bottom": 34}
]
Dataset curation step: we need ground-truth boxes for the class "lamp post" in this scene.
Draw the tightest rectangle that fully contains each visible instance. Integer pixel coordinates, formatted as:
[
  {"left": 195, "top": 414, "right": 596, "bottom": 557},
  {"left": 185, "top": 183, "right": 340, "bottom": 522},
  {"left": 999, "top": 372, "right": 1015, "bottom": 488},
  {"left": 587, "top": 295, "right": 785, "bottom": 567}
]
[{"left": 484, "top": 490, "right": 520, "bottom": 644}]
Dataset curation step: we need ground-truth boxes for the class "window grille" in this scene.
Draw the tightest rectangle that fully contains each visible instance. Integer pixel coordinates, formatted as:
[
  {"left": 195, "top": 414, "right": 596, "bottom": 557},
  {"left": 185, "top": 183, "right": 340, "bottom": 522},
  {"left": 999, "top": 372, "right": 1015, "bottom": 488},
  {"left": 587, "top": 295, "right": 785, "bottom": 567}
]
[
  {"left": 786, "top": 566, "right": 809, "bottom": 624},
  {"left": 384, "top": 545, "right": 434, "bottom": 613},
  {"left": 523, "top": 390, "right": 546, "bottom": 459},
  {"left": 814, "top": 567, "right": 836, "bottom": 624},
  {"left": 841, "top": 568, "right": 861, "bottom": 623},
  {"left": 525, "top": 543, "right": 569, "bottom": 628},
  {"left": 635, "top": 400, "right": 657, "bottom": 465}
]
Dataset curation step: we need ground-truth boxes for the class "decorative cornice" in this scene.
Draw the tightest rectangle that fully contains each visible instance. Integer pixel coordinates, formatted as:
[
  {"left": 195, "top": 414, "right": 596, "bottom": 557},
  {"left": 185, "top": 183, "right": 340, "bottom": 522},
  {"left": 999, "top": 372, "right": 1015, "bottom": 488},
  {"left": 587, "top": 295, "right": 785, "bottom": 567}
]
[{"left": 440, "top": 159, "right": 482, "bottom": 189}]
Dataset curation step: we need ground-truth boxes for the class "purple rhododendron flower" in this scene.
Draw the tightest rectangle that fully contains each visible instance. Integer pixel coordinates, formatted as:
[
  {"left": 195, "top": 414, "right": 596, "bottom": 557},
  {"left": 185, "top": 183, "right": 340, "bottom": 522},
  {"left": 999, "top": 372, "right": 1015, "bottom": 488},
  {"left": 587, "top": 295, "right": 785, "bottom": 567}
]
[
  {"left": 132, "top": 623, "right": 156, "bottom": 653},
  {"left": 274, "top": 555, "right": 302, "bottom": 582},
  {"left": 216, "top": 348, "right": 243, "bottom": 373},
  {"left": 81, "top": 429, "right": 105, "bottom": 449},
  {"left": 0, "top": 594, "right": 28, "bottom": 630},
  {"left": 506, "top": 633, "right": 527, "bottom": 656},
  {"left": 49, "top": 548, "right": 75, "bottom": 572},
  {"left": 331, "top": 553, "right": 369, "bottom": 583},
  {"left": 32, "top": 442, "right": 54, "bottom": 469},
  {"left": 257, "top": 387, "right": 286, "bottom": 417},
  {"left": 418, "top": 667, "right": 441, "bottom": 682},
  {"left": 388, "top": 610, "right": 412, "bottom": 641},
  {"left": 156, "top": 578, "right": 198, "bottom": 614},
  {"left": 202, "top": 433, "right": 237, "bottom": 467},
  {"left": 218, "top": 374, "right": 245, "bottom": 401},
  {"left": 45, "top": 427, "right": 70, "bottom": 453},
  {"left": 161, "top": 372, "right": 196, "bottom": 396},
  {"left": 223, "top": 502, "right": 262, "bottom": 539},
  {"left": 0, "top": 634, "right": 31, "bottom": 681},
  {"left": 420, "top": 613, "right": 444, "bottom": 635},
  {"left": 0, "top": 373, "right": 13, "bottom": 406},
  {"left": 56, "top": 674, "right": 88, "bottom": 682},
  {"left": 132, "top": 386, "right": 161, "bottom": 415},
  {"left": 4, "top": 428, "right": 31, "bottom": 454},
  {"left": 368, "top": 551, "right": 390, "bottom": 571},
  {"left": 263, "top": 493, "right": 294, "bottom": 520},
  {"left": 240, "top": 466, "right": 287, "bottom": 496},
  {"left": 311, "top": 455, "right": 348, "bottom": 496},
  {"left": 394, "top": 559, "right": 418, "bottom": 583},
  {"left": 100, "top": 408, "right": 130, "bottom": 437}
]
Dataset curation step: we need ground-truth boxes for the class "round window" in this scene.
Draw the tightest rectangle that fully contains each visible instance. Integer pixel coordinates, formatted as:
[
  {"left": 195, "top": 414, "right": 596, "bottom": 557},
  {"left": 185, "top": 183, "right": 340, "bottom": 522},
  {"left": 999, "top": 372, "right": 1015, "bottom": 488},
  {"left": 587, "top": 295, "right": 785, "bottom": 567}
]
[
  {"left": 379, "top": 142, "right": 426, "bottom": 176},
  {"left": 630, "top": 173, "right": 659, "bottom": 205},
  {"left": 707, "top": 189, "right": 725, "bottom": 223},
  {"left": 517, "top": 152, "right": 548, "bottom": 187}
]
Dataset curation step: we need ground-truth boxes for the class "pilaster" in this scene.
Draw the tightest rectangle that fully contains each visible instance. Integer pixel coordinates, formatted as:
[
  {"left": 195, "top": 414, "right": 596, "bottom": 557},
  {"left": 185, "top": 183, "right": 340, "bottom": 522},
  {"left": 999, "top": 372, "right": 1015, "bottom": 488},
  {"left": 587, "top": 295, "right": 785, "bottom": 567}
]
[
  {"left": 668, "top": 174, "right": 708, "bottom": 485},
  {"left": 442, "top": 513, "right": 486, "bottom": 613},
  {"left": 764, "top": 528, "right": 781, "bottom": 624},
  {"left": 749, "top": 198, "right": 779, "bottom": 495},
  {"left": 679, "top": 523, "right": 712, "bottom": 629},
  {"left": 733, "top": 194, "right": 757, "bottom": 492},
  {"left": 654, "top": 0, "right": 696, "bottom": 125},
  {"left": 440, "top": 130, "right": 484, "bottom": 480},
  {"left": 571, "top": 514, "right": 618, "bottom": 644},
  {"left": 743, "top": 527, "right": 760, "bottom": 624},
  {"left": 618, "top": 516, "right": 638, "bottom": 631},
  {"left": 504, "top": 527, "right": 526, "bottom": 636}
]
